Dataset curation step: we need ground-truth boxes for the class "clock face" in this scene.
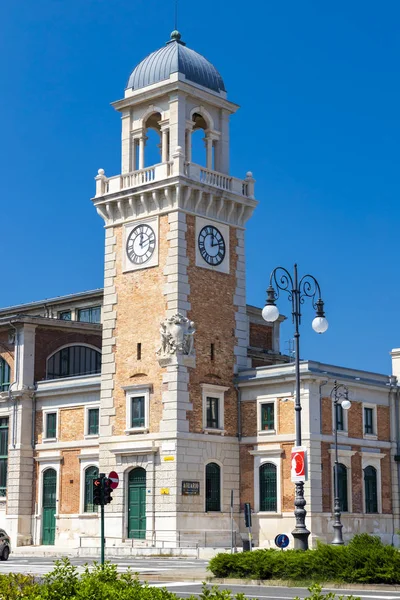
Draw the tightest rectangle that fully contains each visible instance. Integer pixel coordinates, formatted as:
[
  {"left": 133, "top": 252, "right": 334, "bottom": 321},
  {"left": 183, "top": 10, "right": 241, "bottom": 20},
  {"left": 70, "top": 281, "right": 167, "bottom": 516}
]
[
  {"left": 198, "top": 225, "right": 226, "bottom": 266},
  {"left": 126, "top": 224, "right": 156, "bottom": 265}
]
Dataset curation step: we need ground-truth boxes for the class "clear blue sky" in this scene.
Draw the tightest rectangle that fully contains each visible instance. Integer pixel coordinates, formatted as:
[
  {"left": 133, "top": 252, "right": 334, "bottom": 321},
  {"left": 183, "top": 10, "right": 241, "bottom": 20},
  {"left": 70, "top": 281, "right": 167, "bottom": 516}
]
[{"left": 1, "top": 1, "right": 399, "bottom": 374}]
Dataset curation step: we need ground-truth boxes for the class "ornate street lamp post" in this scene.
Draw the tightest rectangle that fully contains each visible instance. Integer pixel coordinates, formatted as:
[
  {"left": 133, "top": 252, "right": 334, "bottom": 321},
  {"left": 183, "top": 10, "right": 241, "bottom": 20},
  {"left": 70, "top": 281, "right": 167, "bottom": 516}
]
[
  {"left": 262, "top": 264, "right": 328, "bottom": 550},
  {"left": 330, "top": 381, "right": 351, "bottom": 545}
]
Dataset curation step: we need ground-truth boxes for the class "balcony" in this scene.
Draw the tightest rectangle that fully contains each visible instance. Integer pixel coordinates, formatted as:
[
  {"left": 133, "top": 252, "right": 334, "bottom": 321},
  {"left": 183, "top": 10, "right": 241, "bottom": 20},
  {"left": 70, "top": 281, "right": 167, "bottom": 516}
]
[{"left": 95, "top": 161, "right": 255, "bottom": 200}]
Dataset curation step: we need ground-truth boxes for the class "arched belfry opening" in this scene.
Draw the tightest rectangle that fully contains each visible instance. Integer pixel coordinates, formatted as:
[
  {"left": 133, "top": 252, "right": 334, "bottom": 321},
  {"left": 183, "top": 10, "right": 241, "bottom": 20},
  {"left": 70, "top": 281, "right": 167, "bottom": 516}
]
[
  {"left": 143, "top": 112, "right": 162, "bottom": 168},
  {"left": 187, "top": 112, "right": 217, "bottom": 171}
]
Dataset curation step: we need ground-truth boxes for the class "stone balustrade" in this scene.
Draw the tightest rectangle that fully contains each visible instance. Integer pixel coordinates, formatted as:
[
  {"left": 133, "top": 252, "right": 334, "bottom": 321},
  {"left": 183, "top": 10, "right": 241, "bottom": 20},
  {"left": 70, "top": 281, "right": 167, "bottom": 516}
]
[{"left": 95, "top": 161, "right": 254, "bottom": 199}]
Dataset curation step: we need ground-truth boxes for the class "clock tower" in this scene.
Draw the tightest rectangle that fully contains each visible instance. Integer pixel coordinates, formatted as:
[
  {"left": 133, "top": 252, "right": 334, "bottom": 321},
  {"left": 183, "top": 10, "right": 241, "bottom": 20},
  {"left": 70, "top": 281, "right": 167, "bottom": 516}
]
[{"left": 93, "top": 31, "right": 257, "bottom": 544}]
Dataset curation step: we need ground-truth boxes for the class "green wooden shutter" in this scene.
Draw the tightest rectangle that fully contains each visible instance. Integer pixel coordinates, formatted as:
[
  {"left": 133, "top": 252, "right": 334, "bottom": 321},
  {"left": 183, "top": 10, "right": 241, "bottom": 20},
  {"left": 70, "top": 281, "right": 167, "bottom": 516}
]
[
  {"left": 88, "top": 409, "right": 99, "bottom": 435},
  {"left": 337, "top": 463, "right": 348, "bottom": 512},
  {"left": 205, "top": 463, "right": 221, "bottom": 511},
  {"left": 131, "top": 397, "right": 145, "bottom": 428},
  {"left": 336, "top": 404, "right": 344, "bottom": 431},
  {"left": 0, "top": 359, "right": 10, "bottom": 392},
  {"left": 364, "top": 466, "right": 378, "bottom": 513},
  {"left": 261, "top": 403, "right": 274, "bottom": 431},
  {"left": 42, "top": 469, "right": 56, "bottom": 545},
  {"left": 84, "top": 466, "right": 99, "bottom": 512},
  {"left": 128, "top": 468, "right": 146, "bottom": 539},
  {"left": 46, "top": 413, "right": 57, "bottom": 438},
  {"left": 259, "top": 463, "right": 277, "bottom": 511}
]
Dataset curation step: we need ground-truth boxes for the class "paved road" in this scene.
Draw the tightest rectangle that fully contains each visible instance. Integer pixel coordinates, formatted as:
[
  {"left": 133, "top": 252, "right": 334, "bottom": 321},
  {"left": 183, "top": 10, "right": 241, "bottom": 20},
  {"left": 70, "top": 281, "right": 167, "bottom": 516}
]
[
  {"left": 3, "top": 559, "right": 400, "bottom": 600},
  {"left": 0, "top": 556, "right": 208, "bottom": 576},
  {"left": 153, "top": 583, "right": 400, "bottom": 600}
]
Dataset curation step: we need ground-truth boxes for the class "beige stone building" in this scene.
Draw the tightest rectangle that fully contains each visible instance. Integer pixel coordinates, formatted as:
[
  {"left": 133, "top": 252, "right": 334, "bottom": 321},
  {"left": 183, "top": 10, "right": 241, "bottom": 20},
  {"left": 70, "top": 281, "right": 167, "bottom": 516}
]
[{"left": 0, "top": 32, "right": 399, "bottom": 551}]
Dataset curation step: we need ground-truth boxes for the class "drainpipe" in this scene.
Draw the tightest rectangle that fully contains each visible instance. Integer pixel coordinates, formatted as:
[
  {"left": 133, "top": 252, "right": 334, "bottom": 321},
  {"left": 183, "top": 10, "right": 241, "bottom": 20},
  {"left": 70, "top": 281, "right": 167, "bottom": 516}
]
[
  {"left": 8, "top": 323, "right": 20, "bottom": 449},
  {"left": 318, "top": 379, "right": 329, "bottom": 433},
  {"left": 31, "top": 391, "right": 36, "bottom": 449}
]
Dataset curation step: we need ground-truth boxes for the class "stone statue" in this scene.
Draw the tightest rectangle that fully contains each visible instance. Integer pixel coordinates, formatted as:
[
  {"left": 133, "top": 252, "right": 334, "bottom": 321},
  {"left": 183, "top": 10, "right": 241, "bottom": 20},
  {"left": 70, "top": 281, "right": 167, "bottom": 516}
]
[{"left": 157, "top": 313, "right": 195, "bottom": 357}]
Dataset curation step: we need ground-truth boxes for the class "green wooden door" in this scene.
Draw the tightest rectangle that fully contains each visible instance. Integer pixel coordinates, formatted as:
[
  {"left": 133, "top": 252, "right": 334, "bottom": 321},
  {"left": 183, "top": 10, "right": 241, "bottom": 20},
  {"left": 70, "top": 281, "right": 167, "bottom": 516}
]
[
  {"left": 42, "top": 469, "right": 56, "bottom": 545},
  {"left": 128, "top": 468, "right": 146, "bottom": 539}
]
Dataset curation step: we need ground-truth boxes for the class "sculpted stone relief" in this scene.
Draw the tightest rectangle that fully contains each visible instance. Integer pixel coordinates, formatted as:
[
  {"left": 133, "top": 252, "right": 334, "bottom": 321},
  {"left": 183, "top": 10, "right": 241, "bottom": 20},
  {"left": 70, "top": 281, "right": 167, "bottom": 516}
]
[{"left": 157, "top": 313, "right": 195, "bottom": 358}]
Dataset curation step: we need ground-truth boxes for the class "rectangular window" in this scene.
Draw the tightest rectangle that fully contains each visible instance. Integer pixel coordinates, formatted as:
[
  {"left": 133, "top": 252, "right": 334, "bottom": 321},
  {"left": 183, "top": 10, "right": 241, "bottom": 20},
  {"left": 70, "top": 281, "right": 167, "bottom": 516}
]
[
  {"left": 77, "top": 306, "right": 101, "bottom": 324},
  {"left": 0, "top": 418, "right": 8, "bottom": 498},
  {"left": 206, "top": 397, "right": 219, "bottom": 429},
  {"left": 131, "top": 397, "right": 145, "bottom": 428},
  {"left": 58, "top": 311, "right": 71, "bottom": 321},
  {"left": 46, "top": 412, "right": 57, "bottom": 439},
  {"left": 261, "top": 403, "right": 275, "bottom": 431},
  {"left": 336, "top": 404, "right": 344, "bottom": 431},
  {"left": 88, "top": 408, "right": 99, "bottom": 435},
  {"left": 364, "top": 407, "right": 374, "bottom": 435}
]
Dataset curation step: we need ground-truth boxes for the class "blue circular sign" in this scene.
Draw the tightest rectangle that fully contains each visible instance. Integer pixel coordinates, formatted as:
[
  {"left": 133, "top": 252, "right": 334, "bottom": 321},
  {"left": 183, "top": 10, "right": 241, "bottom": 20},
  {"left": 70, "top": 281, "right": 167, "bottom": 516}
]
[{"left": 275, "top": 534, "right": 290, "bottom": 549}]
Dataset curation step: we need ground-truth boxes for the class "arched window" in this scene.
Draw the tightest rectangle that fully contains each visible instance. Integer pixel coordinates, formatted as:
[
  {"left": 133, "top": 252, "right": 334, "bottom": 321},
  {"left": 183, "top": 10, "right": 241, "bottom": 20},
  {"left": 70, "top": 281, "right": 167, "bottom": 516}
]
[
  {"left": 47, "top": 345, "right": 101, "bottom": 380},
  {"left": 259, "top": 463, "right": 277, "bottom": 512},
  {"left": 84, "top": 466, "right": 99, "bottom": 513},
  {"left": 205, "top": 463, "right": 221, "bottom": 512},
  {"left": 364, "top": 466, "right": 378, "bottom": 513},
  {"left": 336, "top": 463, "right": 348, "bottom": 512},
  {"left": 0, "top": 358, "right": 10, "bottom": 392}
]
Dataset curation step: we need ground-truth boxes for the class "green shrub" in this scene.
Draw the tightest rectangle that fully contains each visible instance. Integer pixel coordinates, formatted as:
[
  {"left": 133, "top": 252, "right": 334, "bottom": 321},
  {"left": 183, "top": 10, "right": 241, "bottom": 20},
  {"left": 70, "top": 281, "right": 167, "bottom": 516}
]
[{"left": 208, "top": 534, "right": 400, "bottom": 584}]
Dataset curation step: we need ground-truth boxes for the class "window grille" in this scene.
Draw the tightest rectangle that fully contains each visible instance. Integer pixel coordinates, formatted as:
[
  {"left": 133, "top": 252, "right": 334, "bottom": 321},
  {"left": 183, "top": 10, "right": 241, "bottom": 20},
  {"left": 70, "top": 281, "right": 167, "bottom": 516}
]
[
  {"left": 47, "top": 346, "right": 101, "bottom": 379},
  {"left": 205, "top": 463, "right": 221, "bottom": 511},
  {"left": 259, "top": 462, "right": 277, "bottom": 511},
  {"left": 364, "top": 466, "right": 378, "bottom": 513},
  {"left": 84, "top": 466, "right": 99, "bottom": 513}
]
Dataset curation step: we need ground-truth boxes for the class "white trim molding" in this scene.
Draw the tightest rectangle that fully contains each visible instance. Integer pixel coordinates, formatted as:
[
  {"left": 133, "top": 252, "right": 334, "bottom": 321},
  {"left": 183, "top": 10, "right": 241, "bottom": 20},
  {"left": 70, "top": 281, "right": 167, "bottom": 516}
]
[
  {"left": 84, "top": 403, "right": 100, "bottom": 438},
  {"left": 42, "top": 408, "right": 59, "bottom": 442}
]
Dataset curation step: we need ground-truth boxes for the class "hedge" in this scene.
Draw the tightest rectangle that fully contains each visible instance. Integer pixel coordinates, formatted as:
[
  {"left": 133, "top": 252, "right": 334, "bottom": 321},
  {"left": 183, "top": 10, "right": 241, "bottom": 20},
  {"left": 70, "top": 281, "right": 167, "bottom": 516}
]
[
  {"left": 208, "top": 534, "right": 400, "bottom": 584},
  {"left": 0, "top": 559, "right": 359, "bottom": 600}
]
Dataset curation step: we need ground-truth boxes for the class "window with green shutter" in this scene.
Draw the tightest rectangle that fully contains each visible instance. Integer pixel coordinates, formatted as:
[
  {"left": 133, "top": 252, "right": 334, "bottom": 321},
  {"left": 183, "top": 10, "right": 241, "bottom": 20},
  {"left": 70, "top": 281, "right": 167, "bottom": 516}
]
[
  {"left": 336, "top": 463, "right": 348, "bottom": 512},
  {"left": 0, "top": 418, "right": 8, "bottom": 498},
  {"left": 0, "top": 358, "right": 10, "bottom": 392},
  {"left": 46, "top": 412, "right": 57, "bottom": 439},
  {"left": 259, "top": 462, "right": 277, "bottom": 511},
  {"left": 364, "top": 466, "right": 378, "bottom": 513},
  {"left": 261, "top": 403, "right": 274, "bottom": 431},
  {"left": 84, "top": 466, "right": 99, "bottom": 513},
  {"left": 205, "top": 463, "right": 221, "bottom": 512},
  {"left": 131, "top": 397, "right": 145, "bottom": 428},
  {"left": 206, "top": 397, "right": 219, "bottom": 429},
  {"left": 88, "top": 408, "right": 99, "bottom": 435}
]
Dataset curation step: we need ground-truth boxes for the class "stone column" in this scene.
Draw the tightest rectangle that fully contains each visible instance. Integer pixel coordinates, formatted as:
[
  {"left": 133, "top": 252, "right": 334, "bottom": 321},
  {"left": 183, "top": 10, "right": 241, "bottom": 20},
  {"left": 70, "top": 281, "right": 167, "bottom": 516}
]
[
  {"left": 6, "top": 323, "right": 36, "bottom": 547},
  {"left": 205, "top": 135, "right": 213, "bottom": 170},
  {"left": 161, "top": 128, "right": 169, "bottom": 163},
  {"left": 138, "top": 136, "right": 147, "bottom": 170}
]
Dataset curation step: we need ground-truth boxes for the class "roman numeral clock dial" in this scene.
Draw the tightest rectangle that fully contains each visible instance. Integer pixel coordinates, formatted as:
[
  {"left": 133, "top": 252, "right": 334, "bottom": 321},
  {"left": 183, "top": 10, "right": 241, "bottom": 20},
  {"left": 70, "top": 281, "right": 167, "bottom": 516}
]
[
  {"left": 126, "top": 224, "right": 156, "bottom": 265},
  {"left": 198, "top": 225, "right": 226, "bottom": 266}
]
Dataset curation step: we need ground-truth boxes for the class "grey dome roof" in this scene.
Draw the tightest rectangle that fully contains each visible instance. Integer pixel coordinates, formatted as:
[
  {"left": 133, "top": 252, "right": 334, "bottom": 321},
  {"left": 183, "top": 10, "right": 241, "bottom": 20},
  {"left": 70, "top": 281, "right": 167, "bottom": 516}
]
[{"left": 126, "top": 32, "right": 226, "bottom": 94}]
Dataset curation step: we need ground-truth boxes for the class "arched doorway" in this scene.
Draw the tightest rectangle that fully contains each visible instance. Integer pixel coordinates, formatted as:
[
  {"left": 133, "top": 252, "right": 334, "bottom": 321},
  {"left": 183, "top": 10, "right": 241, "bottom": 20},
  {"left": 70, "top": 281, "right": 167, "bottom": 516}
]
[
  {"left": 42, "top": 468, "right": 56, "bottom": 545},
  {"left": 128, "top": 468, "right": 146, "bottom": 539}
]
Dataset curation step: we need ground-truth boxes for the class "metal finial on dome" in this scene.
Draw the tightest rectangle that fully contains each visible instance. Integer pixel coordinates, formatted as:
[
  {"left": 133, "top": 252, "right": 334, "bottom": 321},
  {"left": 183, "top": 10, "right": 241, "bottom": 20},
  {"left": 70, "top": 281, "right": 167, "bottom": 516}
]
[{"left": 170, "top": 30, "right": 182, "bottom": 41}]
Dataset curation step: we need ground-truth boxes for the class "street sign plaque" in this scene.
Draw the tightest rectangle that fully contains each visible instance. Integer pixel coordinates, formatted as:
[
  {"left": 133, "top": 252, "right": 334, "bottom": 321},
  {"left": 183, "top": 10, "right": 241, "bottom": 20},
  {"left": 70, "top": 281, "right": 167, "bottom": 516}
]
[{"left": 275, "top": 534, "right": 290, "bottom": 549}]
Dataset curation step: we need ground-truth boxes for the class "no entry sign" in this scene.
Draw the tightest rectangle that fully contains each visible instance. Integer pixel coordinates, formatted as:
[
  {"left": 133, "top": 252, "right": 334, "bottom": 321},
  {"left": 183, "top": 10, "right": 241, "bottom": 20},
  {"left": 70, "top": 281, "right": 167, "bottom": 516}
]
[
  {"left": 291, "top": 447, "right": 307, "bottom": 482},
  {"left": 108, "top": 471, "right": 119, "bottom": 489}
]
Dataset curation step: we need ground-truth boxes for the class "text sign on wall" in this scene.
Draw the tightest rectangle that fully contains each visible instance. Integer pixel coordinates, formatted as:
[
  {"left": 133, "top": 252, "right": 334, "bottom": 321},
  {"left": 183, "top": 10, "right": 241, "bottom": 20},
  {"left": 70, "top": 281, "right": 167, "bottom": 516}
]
[
  {"left": 291, "top": 446, "right": 307, "bottom": 482},
  {"left": 182, "top": 481, "right": 200, "bottom": 495}
]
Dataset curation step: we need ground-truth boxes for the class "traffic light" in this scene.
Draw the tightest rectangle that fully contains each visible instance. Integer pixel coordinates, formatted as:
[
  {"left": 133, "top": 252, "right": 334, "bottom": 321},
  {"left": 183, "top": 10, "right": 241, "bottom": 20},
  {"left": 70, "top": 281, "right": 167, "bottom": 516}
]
[
  {"left": 103, "top": 478, "right": 113, "bottom": 505},
  {"left": 244, "top": 502, "right": 252, "bottom": 528},
  {"left": 93, "top": 478, "right": 102, "bottom": 505}
]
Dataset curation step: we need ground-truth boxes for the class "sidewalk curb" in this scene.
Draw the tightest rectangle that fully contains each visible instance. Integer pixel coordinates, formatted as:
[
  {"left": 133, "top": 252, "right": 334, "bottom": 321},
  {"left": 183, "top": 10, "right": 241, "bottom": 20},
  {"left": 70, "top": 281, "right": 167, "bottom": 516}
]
[{"left": 205, "top": 578, "right": 400, "bottom": 592}]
